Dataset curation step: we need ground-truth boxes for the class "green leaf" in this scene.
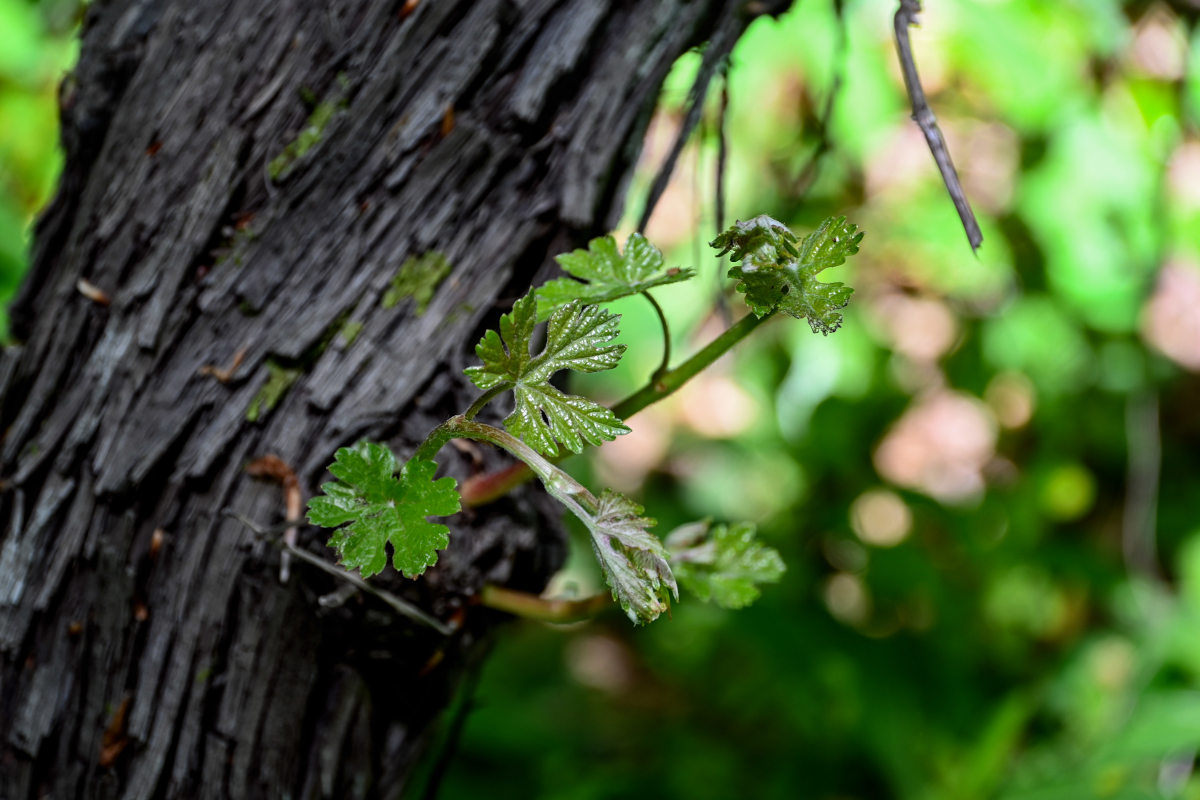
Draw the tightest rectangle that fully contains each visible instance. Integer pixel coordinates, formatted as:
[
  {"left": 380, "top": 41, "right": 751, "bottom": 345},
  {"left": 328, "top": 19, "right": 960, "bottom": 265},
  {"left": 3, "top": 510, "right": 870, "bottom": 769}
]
[
  {"left": 711, "top": 214, "right": 801, "bottom": 266},
  {"left": 306, "top": 441, "right": 460, "bottom": 579},
  {"left": 536, "top": 233, "right": 694, "bottom": 320},
  {"left": 585, "top": 491, "right": 677, "bottom": 625},
  {"left": 666, "top": 520, "right": 785, "bottom": 609},
  {"left": 714, "top": 215, "right": 863, "bottom": 335},
  {"left": 464, "top": 294, "right": 630, "bottom": 456}
]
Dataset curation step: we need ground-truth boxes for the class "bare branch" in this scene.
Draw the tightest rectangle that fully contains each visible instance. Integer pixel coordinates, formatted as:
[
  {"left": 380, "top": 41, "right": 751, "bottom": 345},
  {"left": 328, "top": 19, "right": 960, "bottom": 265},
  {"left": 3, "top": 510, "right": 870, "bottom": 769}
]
[
  {"left": 713, "top": 73, "right": 734, "bottom": 325},
  {"left": 638, "top": 6, "right": 742, "bottom": 234},
  {"left": 224, "top": 511, "right": 454, "bottom": 635},
  {"left": 893, "top": 0, "right": 983, "bottom": 250},
  {"left": 715, "top": 74, "right": 730, "bottom": 236}
]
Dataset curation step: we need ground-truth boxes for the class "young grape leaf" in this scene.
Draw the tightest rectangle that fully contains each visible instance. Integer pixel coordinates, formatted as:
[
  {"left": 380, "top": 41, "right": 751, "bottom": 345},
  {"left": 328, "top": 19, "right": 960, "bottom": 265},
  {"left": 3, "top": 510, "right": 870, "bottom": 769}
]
[
  {"left": 666, "top": 520, "right": 785, "bottom": 609},
  {"left": 306, "top": 441, "right": 460, "bottom": 579},
  {"left": 714, "top": 215, "right": 863, "bottom": 335},
  {"left": 710, "top": 214, "right": 800, "bottom": 266},
  {"left": 535, "top": 233, "right": 694, "bottom": 320},
  {"left": 464, "top": 293, "right": 629, "bottom": 456},
  {"left": 585, "top": 490, "right": 677, "bottom": 625}
]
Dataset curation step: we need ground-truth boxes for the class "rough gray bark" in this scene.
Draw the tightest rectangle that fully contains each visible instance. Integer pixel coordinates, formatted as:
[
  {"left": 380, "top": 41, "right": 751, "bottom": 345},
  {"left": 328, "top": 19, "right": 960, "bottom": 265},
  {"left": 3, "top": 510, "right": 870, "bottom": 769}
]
[{"left": 0, "top": 0, "right": 773, "bottom": 796}]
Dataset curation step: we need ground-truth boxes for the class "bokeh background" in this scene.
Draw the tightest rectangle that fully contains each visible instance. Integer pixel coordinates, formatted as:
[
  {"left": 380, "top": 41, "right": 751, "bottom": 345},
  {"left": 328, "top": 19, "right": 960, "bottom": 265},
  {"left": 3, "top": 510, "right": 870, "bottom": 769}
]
[
  {"left": 0, "top": 0, "right": 75, "bottom": 339},
  {"left": 3, "top": 1, "right": 1200, "bottom": 798}
]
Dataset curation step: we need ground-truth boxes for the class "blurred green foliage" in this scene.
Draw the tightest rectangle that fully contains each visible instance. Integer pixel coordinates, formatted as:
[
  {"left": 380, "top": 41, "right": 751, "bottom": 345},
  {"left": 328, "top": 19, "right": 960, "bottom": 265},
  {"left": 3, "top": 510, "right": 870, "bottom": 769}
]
[
  {"left": 433, "top": 1, "right": 1200, "bottom": 799},
  {"left": 4, "top": 1, "right": 1200, "bottom": 798},
  {"left": 0, "top": 0, "right": 77, "bottom": 339}
]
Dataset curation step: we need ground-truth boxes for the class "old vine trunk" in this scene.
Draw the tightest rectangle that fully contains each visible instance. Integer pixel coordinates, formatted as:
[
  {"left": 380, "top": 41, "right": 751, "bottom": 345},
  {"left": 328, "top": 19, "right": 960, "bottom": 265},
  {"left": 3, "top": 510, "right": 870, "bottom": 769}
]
[{"left": 0, "top": 0, "right": 772, "bottom": 796}]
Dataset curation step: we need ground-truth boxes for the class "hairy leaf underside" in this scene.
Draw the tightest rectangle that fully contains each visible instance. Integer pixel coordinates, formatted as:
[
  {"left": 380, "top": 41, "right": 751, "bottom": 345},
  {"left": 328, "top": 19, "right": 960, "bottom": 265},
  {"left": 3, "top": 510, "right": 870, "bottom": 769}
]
[
  {"left": 666, "top": 520, "right": 785, "bottom": 609},
  {"left": 585, "top": 491, "right": 678, "bottom": 624}
]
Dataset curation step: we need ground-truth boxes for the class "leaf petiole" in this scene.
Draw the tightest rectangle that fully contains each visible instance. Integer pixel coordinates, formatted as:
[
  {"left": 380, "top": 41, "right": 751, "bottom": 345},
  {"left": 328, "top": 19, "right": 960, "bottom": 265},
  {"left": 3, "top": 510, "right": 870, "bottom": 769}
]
[
  {"left": 414, "top": 416, "right": 598, "bottom": 514},
  {"left": 478, "top": 584, "right": 613, "bottom": 624},
  {"left": 642, "top": 290, "right": 672, "bottom": 382},
  {"left": 463, "top": 385, "right": 507, "bottom": 420}
]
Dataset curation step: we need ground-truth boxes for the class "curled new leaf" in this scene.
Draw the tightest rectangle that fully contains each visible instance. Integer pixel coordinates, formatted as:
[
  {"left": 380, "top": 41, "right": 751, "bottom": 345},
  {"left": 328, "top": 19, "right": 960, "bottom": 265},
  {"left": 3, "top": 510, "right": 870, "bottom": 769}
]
[
  {"left": 715, "top": 215, "right": 863, "bottom": 335},
  {"left": 536, "top": 233, "right": 694, "bottom": 320},
  {"left": 711, "top": 215, "right": 800, "bottom": 266},
  {"left": 306, "top": 441, "right": 460, "bottom": 579},
  {"left": 586, "top": 491, "right": 677, "bottom": 625},
  {"left": 464, "top": 294, "right": 630, "bottom": 456},
  {"left": 666, "top": 520, "right": 785, "bottom": 609}
]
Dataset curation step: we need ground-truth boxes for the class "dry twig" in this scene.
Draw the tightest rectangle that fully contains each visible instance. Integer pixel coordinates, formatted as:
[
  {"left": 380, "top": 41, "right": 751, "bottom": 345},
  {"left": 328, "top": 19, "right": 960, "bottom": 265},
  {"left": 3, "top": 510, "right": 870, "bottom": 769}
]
[
  {"left": 198, "top": 346, "right": 247, "bottom": 384},
  {"left": 637, "top": 4, "right": 741, "bottom": 234},
  {"left": 245, "top": 454, "right": 301, "bottom": 582},
  {"left": 893, "top": 0, "right": 983, "bottom": 250},
  {"left": 225, "top": 511, "right": 454, "bottom": 635}
]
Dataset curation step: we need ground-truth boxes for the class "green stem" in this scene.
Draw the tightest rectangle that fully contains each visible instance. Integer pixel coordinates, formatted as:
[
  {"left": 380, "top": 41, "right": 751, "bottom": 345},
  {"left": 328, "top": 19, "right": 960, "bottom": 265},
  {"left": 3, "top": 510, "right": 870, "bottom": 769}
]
[
  {"left": 479, "top": 584, "right": 613, "bottom": 624},
  {"left": 611, "top": 310, "right": 771, "bottom": 420},
  {"left": 459, "top": 311, "right": 774, "bottom": 507},
  {"left": 463, "top": 385, "right": 506, "bottom": 420},
  {"left": 642, "top": 291, "right": 671, "bottom": 381},
  {"left": 423, "top": 416, "right": 600, "bottom": 518},
  {"left": 413, "top": 419, "right": 458, "bottom": 464}
]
